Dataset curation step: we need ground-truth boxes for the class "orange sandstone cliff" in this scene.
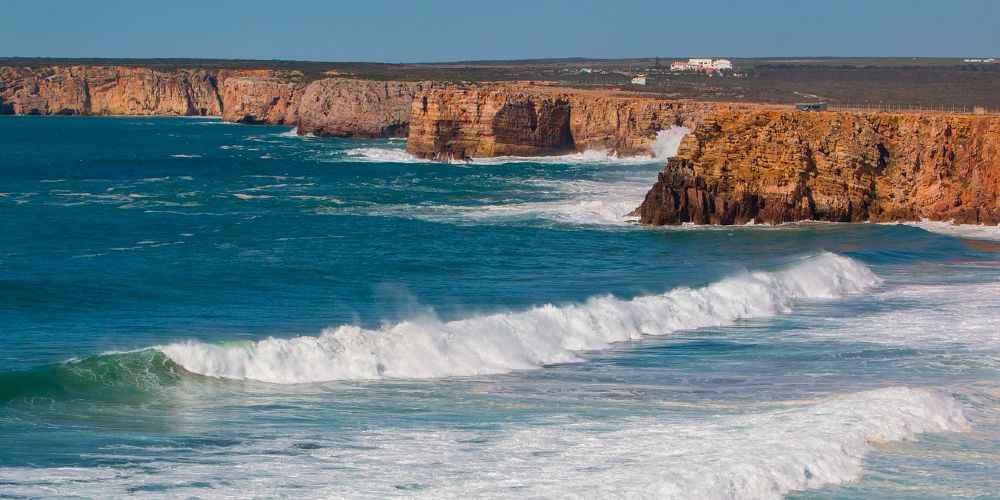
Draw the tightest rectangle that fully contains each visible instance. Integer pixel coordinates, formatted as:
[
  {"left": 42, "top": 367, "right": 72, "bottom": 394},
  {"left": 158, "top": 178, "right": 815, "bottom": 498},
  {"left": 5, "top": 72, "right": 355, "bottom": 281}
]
[
  {"left": 0, "top": 66, "right": 223, "bottom": 116},
  {"left": 217, "top": 70, "right": 304, "bottom": 124},
  {"left": 405, "top": 85, "right": 716, "bottom": 160},
  {"left": 1, "top": 66, "right": 429, "bottom": 139},
  {"left": 635, "top": 110, "right": 1000, "bottom": 225},
  {"left": 296, "top": 79, "right": 435, "bottom": 137}
]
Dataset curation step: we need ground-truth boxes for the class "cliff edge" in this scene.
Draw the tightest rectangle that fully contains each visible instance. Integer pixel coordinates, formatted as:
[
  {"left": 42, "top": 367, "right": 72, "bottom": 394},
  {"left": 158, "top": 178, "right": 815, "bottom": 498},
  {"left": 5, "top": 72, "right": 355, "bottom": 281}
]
[
  {"left": 297, "top": 79, "right": 434, "bottom": 137},
  {"left": 635, "top": 110, "right": 1000, "bottom": 225},
  {"left": 405, "top": 85, "right": 716, "bottom": 161},
  {"left": 0, "top": 66, "right": 223, "bottom": 116}
]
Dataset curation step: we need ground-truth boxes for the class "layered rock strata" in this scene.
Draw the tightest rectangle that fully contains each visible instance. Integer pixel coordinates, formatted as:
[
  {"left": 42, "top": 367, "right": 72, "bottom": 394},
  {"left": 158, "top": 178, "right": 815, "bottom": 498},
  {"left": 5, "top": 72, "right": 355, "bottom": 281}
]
[
  {"left": 1, "top": 66, "right": 430, "bottom": 139},
  {"left": 405, "top": 85, "right": 717, "bottom": 160},
  {"left": 635, "top": 110, "right": 1000, "bottom": 225},
  {"left": 0, "top": 66, "right": 223, "bottom": 116},
  {"left": 296, "top": 79, "right": 435, "bottom": 137},
  {"left": 217, "top": 70, "right": 304, "bottom": 124}
]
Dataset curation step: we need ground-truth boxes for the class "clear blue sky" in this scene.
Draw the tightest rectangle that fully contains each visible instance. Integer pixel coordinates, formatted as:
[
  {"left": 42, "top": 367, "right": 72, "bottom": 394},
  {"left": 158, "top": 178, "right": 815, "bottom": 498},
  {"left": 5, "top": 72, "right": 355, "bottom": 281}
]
[{"left": 2, "top": 0, "right": 997, "bottom": 62}]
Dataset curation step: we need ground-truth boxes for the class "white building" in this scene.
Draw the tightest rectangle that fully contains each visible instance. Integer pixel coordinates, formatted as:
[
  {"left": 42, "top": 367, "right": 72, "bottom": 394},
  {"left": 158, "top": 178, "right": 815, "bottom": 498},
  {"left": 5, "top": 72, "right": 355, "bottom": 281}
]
[
  {"left": 670, "top": 58, "right": 733, "bottom": 72},
  {"left": 711, "top": 59, "right": 733, "bottom": 70},
  {"left": 631, "top": 74, "right": 647, "bottom": 85}
]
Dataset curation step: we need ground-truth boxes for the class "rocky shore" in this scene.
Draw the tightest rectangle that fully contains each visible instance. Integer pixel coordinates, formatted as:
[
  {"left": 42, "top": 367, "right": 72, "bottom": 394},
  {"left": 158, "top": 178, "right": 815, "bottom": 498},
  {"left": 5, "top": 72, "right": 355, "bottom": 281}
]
[
  {"left": 404, "top": 84, "right": 718, "bottom": 160},
  {"left": 0, "top": 66, "right": 223, "bottom": 116},
  {"left": 3, "top": 65, "right": 996, "bottom": 225},
  {"left": 0, "top": 66, "right": 444, "bottom": 140},
  {"left": 634, "top": 110, "right": 1000, "bottom": 226}
]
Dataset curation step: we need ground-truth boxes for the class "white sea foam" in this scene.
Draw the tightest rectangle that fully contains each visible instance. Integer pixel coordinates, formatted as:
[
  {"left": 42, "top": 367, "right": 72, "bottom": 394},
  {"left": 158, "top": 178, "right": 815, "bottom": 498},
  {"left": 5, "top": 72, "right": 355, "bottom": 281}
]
[
  {"left": 0, "top": 386, "right": 968, "bottom": 499},
  {"left": 408, "top": 387, "right": 969, "bottom": 500},
  {"left": 170, "top": 154, "right": 202, "bottom": 159},
  {"left": 808, "top": 278, "right": 1000, "bottom": 353},
  {"left": 340, "top": 127, "right": 686, "bottom": 168},
  {"left": 903, "top": 220, "right": 1000, "bottom": 241},
  {"left": 447, "top": 176, "right": 654, "bottom": 225},
  {"left": 345, "top": 126, "right": 690, "bottom": 226},
  {"left": 159, "top": 252, "right": 879, "bottom": 383},
  {"left": 343, "top": 146, "right": 426, "bottom": 163},
  {"left": 277, "top": 127, "right": 315, "bottom": 138},
  {"left": 231, "top": 193, "right": 273, "bottom": 200},
  {"left": 461, "top": 126, "right": 688, "bottom": 225}
]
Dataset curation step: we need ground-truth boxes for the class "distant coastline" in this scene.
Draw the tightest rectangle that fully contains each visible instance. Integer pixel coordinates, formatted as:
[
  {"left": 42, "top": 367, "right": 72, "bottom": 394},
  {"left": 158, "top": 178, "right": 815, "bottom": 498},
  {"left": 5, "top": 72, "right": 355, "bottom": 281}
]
[{"left": 3, "top": 61, "right": 997, "bottom": 229}]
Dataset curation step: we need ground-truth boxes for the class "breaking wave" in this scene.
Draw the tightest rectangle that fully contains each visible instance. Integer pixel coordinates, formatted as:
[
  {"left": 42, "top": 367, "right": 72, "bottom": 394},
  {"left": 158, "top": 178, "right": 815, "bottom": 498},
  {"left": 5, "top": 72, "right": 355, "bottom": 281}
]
[
  {"left": 419, "top": 387, "right": 968, "bottom": 500},
  {"left": 904, "top": 220, "right": 1000, "bottom": 241},
  {"left": 0, "top": 386, "right": 969, "bottom": 499},
  {"left": 0, "top": 350, "right": 186, "bottom": 403},
  {"left": 341, "top": 126, "right": 688, "bottom": 168},
  {"left": 340, "top": 146, "right": 667, "bottom": 165},
  {"left": 340, "top": 126, "right": 690, "bottom": 226},
  {"left": 461, "top": 126, "right": 689, "bottom": 225},
  {"left": 159, "top": 252, "right": 878, "bottom": 384}
]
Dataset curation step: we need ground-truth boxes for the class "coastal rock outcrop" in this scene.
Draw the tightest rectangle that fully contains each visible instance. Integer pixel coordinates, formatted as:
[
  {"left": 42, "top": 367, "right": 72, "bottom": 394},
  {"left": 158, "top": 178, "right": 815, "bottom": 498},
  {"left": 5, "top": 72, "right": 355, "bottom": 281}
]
[
  {"left": 0, "top": 66, "right": 222, "bottom": 116},
  {"left": 635, "top": 110, "right": 1000, "bottom": 225},
  {"left": 218, "top": 70, "right": 304, "bottom": 124},
  {"left": 296, "top": 79, "right": 434, "bottom": 137},
  {"left": 1, "top": 66, "right": 435, "bottom": 138},
  {"left": 405, "top": 84, "right": 716, "bottom": 160}
]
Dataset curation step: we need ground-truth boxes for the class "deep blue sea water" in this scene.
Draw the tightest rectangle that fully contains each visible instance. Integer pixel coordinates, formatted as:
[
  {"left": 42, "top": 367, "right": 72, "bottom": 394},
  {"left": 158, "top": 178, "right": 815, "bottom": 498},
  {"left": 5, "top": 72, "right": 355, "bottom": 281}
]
[{"left": 0, "top": 116, "right": 997, "bottom": 499}]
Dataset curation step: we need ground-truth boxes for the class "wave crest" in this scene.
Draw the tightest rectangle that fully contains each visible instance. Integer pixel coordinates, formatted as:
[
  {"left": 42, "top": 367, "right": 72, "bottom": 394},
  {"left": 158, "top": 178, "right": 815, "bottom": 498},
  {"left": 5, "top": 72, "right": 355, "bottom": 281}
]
[{"left": 159, "top": 252, "right": 880, "bottom": 384}]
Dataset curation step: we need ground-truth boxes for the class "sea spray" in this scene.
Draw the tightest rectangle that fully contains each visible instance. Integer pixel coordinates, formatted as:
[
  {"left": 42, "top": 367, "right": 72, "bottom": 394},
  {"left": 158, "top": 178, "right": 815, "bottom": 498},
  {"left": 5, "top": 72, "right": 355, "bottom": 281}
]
[
  {"left": 158, "top": 252, "right": 880, "bottom": 383},
  {"left": 367, "top": 126, "right": 692, "bottom": 226},
  {"left": 341, "top": 125, "right": 689, "bottom": 167}
]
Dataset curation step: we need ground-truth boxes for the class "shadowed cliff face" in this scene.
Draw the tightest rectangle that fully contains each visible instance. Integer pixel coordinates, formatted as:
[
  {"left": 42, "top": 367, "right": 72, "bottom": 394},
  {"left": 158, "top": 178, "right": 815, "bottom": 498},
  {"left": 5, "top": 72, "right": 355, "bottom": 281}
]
[
  {"left": 405, "top": 85, "right": 717, "bottom": 160},
  {"left": 635, "top": 110, "right": 1000, "bottom": 225}
]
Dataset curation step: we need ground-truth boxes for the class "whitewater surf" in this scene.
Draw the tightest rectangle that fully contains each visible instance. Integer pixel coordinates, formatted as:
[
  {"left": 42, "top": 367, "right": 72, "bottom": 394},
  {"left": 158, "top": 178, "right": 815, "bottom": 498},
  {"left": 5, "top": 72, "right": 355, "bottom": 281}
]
[{"left": 2, "top": 117, "right": 997, "bottom": 499}]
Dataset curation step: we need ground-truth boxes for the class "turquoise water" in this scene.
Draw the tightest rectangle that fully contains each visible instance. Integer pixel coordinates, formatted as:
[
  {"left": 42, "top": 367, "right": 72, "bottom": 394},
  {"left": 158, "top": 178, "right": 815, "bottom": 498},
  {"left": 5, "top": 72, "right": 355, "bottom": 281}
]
[{"left": 0, "top": 116, "right": 997, "bottom": 499}]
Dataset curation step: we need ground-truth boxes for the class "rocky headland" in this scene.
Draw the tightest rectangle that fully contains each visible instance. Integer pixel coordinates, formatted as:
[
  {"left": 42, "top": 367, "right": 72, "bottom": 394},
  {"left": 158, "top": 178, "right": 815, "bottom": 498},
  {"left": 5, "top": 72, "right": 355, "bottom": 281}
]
[
  {"left": 0, "top": 66, "right": 427, "bottom": 139},
  {"left": 634, "top": 110, "right": 1000, "bottom": 225},
  {"left": 404, "top": 84, "right": 718, "bottom": 161},
  {"left": 3, "top": 65, "right": 997, "bottom": 225}
]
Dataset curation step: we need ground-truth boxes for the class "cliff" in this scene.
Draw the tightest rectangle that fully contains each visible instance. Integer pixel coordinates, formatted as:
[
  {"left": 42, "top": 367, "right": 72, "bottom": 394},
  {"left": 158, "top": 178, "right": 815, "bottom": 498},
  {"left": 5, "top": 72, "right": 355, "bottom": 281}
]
[
  {"left": 1, "top": 66, "right": 428, "bottom": 138},
  {"left": 0, "top": 66, "right": 222, "bottom": 116},
  {"left": 405, "top": 84, "right": 716, "bottom": 160},
  {"left": 296, "top": 79, "right": 435, "bottom": 137},
  {"left": 217, "top": 70, "right": 304, "bottom": 124},
  {"left": 635, "top": 110, "right": 1000, "bottom": 225}
]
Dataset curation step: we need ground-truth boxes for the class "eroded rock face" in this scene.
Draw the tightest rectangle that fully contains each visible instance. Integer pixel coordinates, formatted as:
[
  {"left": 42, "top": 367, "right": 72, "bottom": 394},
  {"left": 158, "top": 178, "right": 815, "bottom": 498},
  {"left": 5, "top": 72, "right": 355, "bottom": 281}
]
[
  {"left": 635, "top": 110, "right": 1000, "bottom": 225},
  {"left": 296, "top": 79, "right": 434, "bottom": 138},
  {"left": 0, "top": 66, "right": 223, "bottom": 116},
  {"left": 218, "top": 70, "right": 304, "bottom": 124},
  {"left": 1, "top": 67, "right": 440, "bottom": 138},
  {"left": 405, "top": 84, "right": 716, "bottom": 160}
]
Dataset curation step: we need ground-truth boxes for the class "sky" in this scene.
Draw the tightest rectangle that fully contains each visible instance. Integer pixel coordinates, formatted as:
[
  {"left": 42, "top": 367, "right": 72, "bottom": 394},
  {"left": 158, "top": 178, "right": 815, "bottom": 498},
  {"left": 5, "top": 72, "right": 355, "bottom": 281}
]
[{"left": 2, "top": 0, "right": 997, "bottom": 62}]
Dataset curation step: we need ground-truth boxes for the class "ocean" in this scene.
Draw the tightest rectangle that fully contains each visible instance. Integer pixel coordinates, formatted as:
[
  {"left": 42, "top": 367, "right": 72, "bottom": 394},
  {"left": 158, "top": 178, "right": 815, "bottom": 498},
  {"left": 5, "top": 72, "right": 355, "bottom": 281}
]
[{"left": 0, "top": 116, "right": 997, "bottom": 499}]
